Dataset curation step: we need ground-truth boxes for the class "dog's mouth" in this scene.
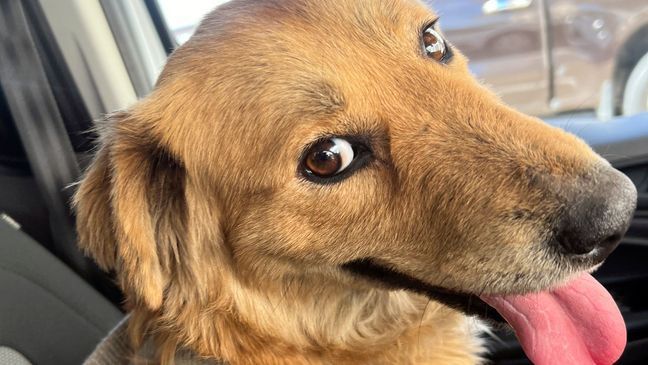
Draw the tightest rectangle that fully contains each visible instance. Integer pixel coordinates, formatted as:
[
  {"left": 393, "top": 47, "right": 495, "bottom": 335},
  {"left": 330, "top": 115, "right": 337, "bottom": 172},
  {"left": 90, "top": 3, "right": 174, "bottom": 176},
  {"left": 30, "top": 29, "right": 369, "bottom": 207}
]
[
  {"left": 342, "top": 258, "right": 626, "bottom": 365},
  {"left": 341, "top": 258, "right": 505, "bottom": 323}
]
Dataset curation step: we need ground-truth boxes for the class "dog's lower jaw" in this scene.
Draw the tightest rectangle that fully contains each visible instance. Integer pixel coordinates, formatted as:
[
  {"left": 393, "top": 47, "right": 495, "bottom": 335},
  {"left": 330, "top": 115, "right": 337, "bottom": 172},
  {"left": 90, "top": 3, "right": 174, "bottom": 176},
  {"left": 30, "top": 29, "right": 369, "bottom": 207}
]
[{"left": 126, "top": 279, "right": 486, "bottom": 365}]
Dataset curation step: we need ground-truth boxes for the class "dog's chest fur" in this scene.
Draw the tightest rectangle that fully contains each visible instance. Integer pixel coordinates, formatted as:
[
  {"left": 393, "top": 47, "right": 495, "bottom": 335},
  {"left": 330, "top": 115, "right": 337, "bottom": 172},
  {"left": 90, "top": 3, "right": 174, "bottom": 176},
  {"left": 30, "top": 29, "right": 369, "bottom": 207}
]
[{"left": 86, "top": 291, "right": 486, "bottom": 365}]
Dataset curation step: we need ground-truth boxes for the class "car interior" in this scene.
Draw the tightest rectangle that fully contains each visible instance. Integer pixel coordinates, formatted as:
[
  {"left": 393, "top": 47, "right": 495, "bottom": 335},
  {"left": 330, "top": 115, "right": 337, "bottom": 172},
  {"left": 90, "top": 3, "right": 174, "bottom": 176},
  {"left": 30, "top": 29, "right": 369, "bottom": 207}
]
[{"left": 0, "top": 1, "right": 647, "bottom": 364}]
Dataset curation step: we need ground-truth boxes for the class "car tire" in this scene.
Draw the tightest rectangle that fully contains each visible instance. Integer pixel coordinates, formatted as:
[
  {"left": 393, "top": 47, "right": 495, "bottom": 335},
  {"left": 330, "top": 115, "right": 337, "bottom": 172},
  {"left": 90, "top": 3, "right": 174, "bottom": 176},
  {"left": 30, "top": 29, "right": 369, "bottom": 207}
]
[{"left": 623, "top": 51, "right": 648, "bottom": 116}]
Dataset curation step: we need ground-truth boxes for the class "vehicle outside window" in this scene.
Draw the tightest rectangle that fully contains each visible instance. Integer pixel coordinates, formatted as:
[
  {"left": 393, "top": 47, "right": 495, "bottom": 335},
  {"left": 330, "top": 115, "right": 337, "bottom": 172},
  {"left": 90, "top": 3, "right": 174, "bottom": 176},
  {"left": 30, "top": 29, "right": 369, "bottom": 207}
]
[{"left": 157, "top": 0, "right": 648, "bottom": 120}]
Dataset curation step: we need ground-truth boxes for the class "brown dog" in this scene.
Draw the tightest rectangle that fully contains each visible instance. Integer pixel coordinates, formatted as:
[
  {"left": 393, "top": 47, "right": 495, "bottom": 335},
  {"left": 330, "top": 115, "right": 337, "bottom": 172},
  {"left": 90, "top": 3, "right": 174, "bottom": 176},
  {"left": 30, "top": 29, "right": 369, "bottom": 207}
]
[{"left": 75, "top": 0, "right": 637, "bottom": 364}]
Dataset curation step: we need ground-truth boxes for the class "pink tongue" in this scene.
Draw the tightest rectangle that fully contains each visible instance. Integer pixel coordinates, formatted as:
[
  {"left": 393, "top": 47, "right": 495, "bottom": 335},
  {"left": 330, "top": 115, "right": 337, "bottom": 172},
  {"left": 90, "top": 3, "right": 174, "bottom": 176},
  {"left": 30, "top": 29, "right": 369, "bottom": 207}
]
[{"left": 481, "top": 273, "right": 626, "bottom": 365}]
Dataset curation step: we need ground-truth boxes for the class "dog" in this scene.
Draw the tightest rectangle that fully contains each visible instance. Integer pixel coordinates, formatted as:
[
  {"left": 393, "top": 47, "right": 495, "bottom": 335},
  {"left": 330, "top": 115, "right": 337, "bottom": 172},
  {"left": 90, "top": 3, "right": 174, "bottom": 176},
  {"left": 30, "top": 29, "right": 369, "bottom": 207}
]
[{"left": 75, "top": 0, "right": 638, "bottom": 364}]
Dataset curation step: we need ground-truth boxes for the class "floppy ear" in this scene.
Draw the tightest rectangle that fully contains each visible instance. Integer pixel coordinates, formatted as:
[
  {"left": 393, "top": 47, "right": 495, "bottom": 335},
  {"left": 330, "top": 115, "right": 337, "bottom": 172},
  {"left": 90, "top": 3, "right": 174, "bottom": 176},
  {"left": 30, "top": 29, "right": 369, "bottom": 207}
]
[{"left": 74, "top": 112, "right": 187, "bottom": 310}]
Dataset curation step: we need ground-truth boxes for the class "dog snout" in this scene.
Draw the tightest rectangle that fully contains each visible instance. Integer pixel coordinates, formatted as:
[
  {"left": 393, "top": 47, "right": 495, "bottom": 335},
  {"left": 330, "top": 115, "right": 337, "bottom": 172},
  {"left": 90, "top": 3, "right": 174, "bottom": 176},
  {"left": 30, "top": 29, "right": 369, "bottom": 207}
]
[{"left": 552, "top": 165, "right": 637, "bottom": 262}]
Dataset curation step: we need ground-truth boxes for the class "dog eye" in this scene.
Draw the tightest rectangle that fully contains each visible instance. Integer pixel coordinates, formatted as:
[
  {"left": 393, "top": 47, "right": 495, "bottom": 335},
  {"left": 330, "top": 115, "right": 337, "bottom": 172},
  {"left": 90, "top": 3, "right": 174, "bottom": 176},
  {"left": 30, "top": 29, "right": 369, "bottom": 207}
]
[
  {"left": 303, "top": 138, "right": 355, "bottom": 178},
  {"left": 422, "top": 26, "right": 448, "bottom": 62}
]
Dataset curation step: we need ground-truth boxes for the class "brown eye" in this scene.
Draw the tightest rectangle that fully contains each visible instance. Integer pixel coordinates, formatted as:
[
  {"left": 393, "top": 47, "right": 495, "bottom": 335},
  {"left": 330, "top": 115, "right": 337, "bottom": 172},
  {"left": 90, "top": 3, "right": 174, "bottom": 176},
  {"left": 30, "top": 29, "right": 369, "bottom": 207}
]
[
  {"left": 423, "top": 27, "right": 447, "bottom": 62},
  {"left": 304, "top": 138, "right": 355, "bottom": 178}
]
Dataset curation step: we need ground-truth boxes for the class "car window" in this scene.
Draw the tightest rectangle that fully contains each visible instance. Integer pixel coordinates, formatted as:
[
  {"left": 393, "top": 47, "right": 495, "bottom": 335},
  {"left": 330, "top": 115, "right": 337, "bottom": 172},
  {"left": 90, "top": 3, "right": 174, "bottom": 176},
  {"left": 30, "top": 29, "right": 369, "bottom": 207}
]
[{"left": 157, "top": 0, "right": 232, "bottom": 44}]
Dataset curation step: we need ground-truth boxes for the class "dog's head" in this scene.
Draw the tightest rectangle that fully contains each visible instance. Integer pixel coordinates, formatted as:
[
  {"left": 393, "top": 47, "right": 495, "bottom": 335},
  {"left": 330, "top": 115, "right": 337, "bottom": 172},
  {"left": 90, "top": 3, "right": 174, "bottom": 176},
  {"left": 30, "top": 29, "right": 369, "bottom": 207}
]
[{"left": 75, "top": 0, "right": 636, "bottom": 359}]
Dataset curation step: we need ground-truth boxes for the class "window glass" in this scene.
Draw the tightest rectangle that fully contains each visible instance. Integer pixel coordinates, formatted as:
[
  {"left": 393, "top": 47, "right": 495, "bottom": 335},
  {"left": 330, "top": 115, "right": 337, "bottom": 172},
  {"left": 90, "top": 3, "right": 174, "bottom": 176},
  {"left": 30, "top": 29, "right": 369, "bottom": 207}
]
[{"left": 157, "top": 0, "right": 231, "bottom": 44}]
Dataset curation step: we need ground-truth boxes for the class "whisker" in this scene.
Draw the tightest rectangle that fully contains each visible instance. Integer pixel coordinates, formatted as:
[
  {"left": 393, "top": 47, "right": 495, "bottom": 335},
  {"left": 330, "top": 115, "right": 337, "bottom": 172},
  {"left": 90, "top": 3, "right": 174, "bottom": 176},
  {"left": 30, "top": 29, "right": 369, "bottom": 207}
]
[{"left": 418, "top": 299, "right": 431, "bottom": 349}]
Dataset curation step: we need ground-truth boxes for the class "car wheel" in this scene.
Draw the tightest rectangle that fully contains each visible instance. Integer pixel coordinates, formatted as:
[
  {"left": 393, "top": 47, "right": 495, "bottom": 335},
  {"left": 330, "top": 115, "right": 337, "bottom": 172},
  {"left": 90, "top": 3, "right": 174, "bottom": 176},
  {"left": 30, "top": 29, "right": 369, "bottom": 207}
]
[{"left": 623, "top": 52, "right": 648, "bottom": 116}]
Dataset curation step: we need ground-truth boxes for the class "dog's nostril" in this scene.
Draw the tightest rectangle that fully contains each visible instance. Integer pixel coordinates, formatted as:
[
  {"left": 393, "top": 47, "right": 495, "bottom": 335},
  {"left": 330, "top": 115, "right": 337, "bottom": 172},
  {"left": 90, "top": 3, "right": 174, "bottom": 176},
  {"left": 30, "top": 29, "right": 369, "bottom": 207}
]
[
  {"left": 556, "top": 229, "right": 606, "bottom": 256},
  {"left": 555, "top": 214, "right": 627, "bottom": 258},
  {"left": 603, "top": 233, "right": 622, "bottom": 247},
  {"left": 552, "top": 165, "right": 637, "bottom": 261}
]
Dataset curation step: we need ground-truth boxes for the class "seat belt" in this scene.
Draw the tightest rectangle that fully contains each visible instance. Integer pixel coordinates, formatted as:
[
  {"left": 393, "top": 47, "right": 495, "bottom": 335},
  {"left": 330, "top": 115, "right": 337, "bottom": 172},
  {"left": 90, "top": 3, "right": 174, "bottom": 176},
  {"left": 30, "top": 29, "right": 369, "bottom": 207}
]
[{"left": 0, "top": 0, "right": 93, "bottom": 277}]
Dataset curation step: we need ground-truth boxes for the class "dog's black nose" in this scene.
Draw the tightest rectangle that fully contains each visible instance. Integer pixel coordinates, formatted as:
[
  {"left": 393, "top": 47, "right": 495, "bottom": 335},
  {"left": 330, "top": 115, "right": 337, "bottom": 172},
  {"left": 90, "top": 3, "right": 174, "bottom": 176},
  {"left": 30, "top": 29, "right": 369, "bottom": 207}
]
[{"left": 554, "top": 165, "right": 637, "bottom": 260}]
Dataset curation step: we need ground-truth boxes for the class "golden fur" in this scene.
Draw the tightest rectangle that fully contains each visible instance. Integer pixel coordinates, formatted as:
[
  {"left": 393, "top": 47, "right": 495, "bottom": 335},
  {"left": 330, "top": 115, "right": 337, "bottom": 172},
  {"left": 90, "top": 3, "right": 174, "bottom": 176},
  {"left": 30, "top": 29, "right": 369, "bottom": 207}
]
[{"left": 74, "top": 0, "right": 604, "bottom": 364}]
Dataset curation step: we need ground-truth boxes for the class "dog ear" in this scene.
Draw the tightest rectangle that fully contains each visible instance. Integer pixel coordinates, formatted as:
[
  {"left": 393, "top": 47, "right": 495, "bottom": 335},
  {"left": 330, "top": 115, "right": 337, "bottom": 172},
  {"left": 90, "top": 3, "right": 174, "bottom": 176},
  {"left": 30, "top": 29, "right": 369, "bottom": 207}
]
[{"left": 74, "top": 112, "right": 188, "bottom": 310}]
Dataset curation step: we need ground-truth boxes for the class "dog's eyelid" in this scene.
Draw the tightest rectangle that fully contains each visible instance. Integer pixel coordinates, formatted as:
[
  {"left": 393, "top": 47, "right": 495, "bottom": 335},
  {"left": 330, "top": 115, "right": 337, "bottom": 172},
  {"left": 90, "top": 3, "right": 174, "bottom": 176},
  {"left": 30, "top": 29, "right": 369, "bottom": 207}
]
[
  {"left": 420, "top": 18, "right": 440, "bottom": 34},
  {"left": 299, "top": 136, "right": 373, "bottom": 185}
]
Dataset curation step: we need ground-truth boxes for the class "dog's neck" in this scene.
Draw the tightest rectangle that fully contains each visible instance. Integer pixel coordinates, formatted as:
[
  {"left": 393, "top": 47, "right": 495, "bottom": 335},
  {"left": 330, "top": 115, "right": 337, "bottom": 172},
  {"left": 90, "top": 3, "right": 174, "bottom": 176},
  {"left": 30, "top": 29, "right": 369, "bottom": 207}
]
[
  {"left": 232, "top": 274, "right": 428, "bottom": 348},
  {"left": 129, "top": 272, "right": 483, "bottom": 364}
]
